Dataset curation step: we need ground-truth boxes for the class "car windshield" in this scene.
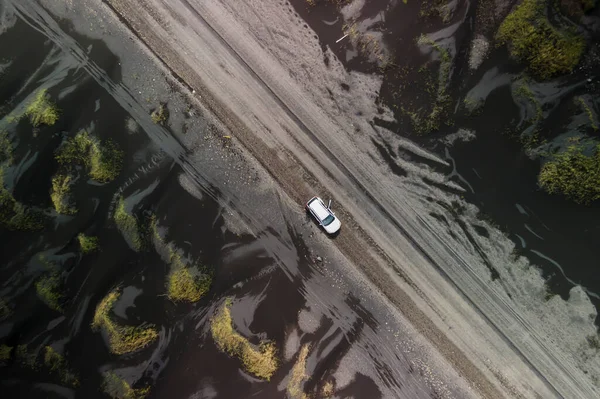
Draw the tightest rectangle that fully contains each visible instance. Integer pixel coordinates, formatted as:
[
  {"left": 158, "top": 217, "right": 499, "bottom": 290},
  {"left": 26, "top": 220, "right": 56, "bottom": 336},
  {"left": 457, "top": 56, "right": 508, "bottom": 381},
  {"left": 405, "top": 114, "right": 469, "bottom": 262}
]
[{"left": 322, "top": 214, "right": 335, "bottom": 226}]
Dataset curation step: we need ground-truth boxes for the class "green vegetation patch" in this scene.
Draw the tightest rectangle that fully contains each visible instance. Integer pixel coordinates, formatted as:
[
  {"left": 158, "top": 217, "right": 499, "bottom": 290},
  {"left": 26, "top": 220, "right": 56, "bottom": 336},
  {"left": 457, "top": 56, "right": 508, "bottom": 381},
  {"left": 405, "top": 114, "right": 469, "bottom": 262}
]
[
  {"left": 151, "top": 104, "right": 169, "bottom": 125},
  {"left": 287, "top": 344, "right": 310, "bottom": 399},
  {"left": 539, "top": 144, "right": 600, "bottom": 204},
  {"left": 496, "top": 0, "right": 585, "bottom": 80},
  {"left": 404, "top": 35, "right": 452, "bottom": 134},
  {"left": 0, "top": 344, "right": 12, "bottom": 361},
  {"left": 43, "top": 346, "right": 79, "bottom": 386},
  {"left": 102, "top": 372, "right": 150, "bottom": 399},
  {"left": 210, "top": 299, "right": 278, "bottom": 380},
  {"left": 514, "top": 82, "right": 543, "bottom": 124},
  {"left": 0, "top": 133, "right": 13, "bottom": 165},
  {"left": 166, "top": 249, "right": 211, "bottom": 303},
  {"left": 0, "top": 167, "right": 44, "bottom": 230},
  {"left": 114, "top": 196, "right": 144, "bottom": 251},
  {"left": 25, "top": 89, "right": 60, "bottom": 127},
  {"left": 77, "top": 233, "right": 99, "bottom": 254},
  {"left": 92, "top": 290, "right": 158, "bottom": 355},
  {"left": 50, "top": 174, "right": 77, "bottom": 215},
  {"left": 35, "top": 272, "right": 64, "bottom": 312},
  {"left": 0, "top": 298, "right": 10, "bottom": 320},
  {"left": 16, "top": 344, "right": 37, "bottom": 369},
  {"left": 577, "top": 97, "right": 598, "bottom": 131},
  {"left": 56, "top": 130, "right": 123, "bottom": 183}
]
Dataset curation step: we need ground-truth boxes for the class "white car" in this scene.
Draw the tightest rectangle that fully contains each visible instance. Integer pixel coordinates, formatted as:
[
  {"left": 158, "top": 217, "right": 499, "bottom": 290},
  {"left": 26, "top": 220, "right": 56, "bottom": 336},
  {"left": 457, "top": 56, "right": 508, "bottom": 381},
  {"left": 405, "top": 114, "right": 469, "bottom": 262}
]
[{"left": 306, "top": 196, "right": 341, "bottom": 234}]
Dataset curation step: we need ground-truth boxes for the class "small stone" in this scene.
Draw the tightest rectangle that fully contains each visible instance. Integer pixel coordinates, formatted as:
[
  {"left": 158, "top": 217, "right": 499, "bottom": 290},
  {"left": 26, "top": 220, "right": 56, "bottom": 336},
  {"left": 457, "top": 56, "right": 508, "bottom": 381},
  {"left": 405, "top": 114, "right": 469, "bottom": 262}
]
[{"left": 316, "top": 256, "right": 322, "bottom": 262}]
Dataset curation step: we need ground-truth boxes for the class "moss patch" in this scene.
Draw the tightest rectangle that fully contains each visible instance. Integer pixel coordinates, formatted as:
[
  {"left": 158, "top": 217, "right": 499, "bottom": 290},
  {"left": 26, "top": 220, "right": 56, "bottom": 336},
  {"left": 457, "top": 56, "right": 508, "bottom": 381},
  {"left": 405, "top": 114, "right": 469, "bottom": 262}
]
[
  {"left": 102, "top": 372, "right": 150, "bottom": 399},
  {"left": 50, "top": 174, "right": 77, "bottom": 215},
  {"left": 77, "top": 233, "right": 99, "bottom": 254},
  {"left": 287, "top": 345, "right": 310, "bottom": 399},
  {"left": 0, "top": 298, "right": 10, "bottom": 320},
  {"left": 0, "top": 344, "right": 12, "bottom": 361},
  {"left": 16, "top": 344, "right": 37, "bottom": 369},
  {"left": 25, "top": 89, "right": 60, "bottom": 127},
  {"left": 43, "top": 346, "right": 79, "bottom": 386},
  {"left": 35, "top": 272, "right": 64, "bottom": 312},
  {"left": 151, "top": 104, "right": 169, "bottom": 125},
  {"left": 166, "top": 249, "right": 211, "bottom": 303},
  {"left": 539, "top": 144, "right": 600, "bottom": 204},
  {"left": 114, "top": 196, "right": 144, "bottom": 251},
  {"left": 56, "top": 130, "right": 123, "bottom": 183},
  {"left": 92, "top": 290, "right": 158, "bottom": 355},
  {"left": 404, "top": 35, "right": 452, "bottom": 134},
  {"left": 0, "top": 133, "right": 13, "bottom": 165},
  {"left": 514, "top": 82, "right": 543, "bottom": 124},
  {"left": 496, "top": 0, "right": 585, "bottom": 79},
  {"left": 577, "top": 97, "right": 598, "bottom": 131},
  {"left": 151, "top": 217, "right": 212, "bottom": 302},
  {"left": 210, "top": 299, "right": 278, "bottom": 380},
  {"left": 0, "top": 167, "right": 44, "bottom": 230}
]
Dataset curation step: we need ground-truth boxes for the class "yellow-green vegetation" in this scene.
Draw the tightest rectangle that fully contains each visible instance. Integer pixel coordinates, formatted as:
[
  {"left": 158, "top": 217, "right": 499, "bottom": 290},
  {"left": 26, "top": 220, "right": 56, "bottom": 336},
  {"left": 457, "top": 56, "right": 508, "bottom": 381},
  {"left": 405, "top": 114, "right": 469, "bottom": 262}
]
[
  {"left": 16, "top": 344, "right": 37, "bottom": 369},
  {"left": 56, "top": 130, "right": 123, "bottom": 183},
  {"left": 151, "top": 216, "right": 212, "bottom": 302},
  {"left": 539, "top": 144, "right": 600, "bottom": 204},
  {"left": 287, "top": 345, "right": 310, "bottom": 399},
  {"left": 25, "top": 89, "right": 60, "bottom": 127},
  {"left": 102, "top": 372, "right": 150, "bottom": 399},
  {"left": 514, "top": 82, "right": 543, "bottom": 124},
  {"left": 77, "top": 233, "right": 99, "bottom": 254},
  {"left": 0, "top": 298, "right": 10, "bottom": 320},
  {"left": 151, "top": 104, "right": 168, "bottom": 125},
  {"left": 43, "top": 346, "right": 79, "bottom": 386},
  {"left": 35, "top": 272, "right": 64, "bottom": 312},
  {"left": 91, "top": 290, "right": 158, "bottom": 355},
  {"left": 0, "top": 344, "right": 12, "bottom": 361},
  {"left": 210, "top": 299, "right": 278, "bottom": 380},
  {"left": 166, "top": 248, "right": 211, "bottom": 303},
  {"left": 496, "top": 0, "right": 585, "bottom": 79},
  {"left": 0, "top": 133, "right": 13, "bottom": 165},
  {"left": 322, "top": 381, "right": 335, "bottom": 397},
  {"left": 405, "top": 35, "right": 452, "bottom": 134},
  {"left": 0, "top": 167, "right": 44, "bottom": 230},
  {"left": 343, "top": 23, "right": 390, "bottom": 67},
  {"left": 114, "top": 196, "right": 144, "bottom": 251},
  {"left": 578, "top": 97, "right": 598, "bottom": 131},
  {"left": 50, "top": 174, "right": 76, "bottom": 215}
]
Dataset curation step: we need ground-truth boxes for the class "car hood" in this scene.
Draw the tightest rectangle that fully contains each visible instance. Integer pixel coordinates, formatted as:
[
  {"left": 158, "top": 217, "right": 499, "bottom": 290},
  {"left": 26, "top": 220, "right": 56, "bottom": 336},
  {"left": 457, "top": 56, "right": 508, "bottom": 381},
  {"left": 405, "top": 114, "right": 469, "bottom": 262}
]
[{"left": 324, "top": 218, "right": 341, "bottom": 234}]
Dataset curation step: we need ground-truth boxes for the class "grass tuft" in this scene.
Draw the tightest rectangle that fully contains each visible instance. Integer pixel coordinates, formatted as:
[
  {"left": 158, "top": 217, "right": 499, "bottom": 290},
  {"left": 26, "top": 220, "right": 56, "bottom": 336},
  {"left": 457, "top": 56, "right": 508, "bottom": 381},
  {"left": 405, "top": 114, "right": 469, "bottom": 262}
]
[
  {"left": 50, "top": 174, "right": 77, "bottom": 215},
  {"left": 102, "top": 371, "right": 150, "bottom": 399},
  {"left": 35, "top": 272, "right": 64, "bottom": 312},
  {"left": 539, "top": 144, "right": 600, "bottom": 204},
  {"left": 322, "top": 381, "right": 335, "bottom": 397},
  {"left": 496, "top": 0, "right": 585, "bottom": 79},
  {"left": 56, "top": 131, "right": 123, "bottom": 183},
  {"left": 151, "top": 104, "right": 169, "bottom": 125},
  {"left": 92, "top": 290, "right": 158, "bottom": 355},
  {"left": 77, "top": 233, "right": 99, "bottom": 254},
  {"left": 43, "top": 346, "right": 79, "bottom": 386},
  {"left": 16, "top": 344, "right": 37, "bottom": 369},
  {"left": 210, "top": 299, "right": 278, "bottom": 380},
  {"left": 0, "top": 167, "right": 44, "bottom": 230},
  {"left": 0, "top": 133, "right": 13, "bottom": 165},
  {"left": 0, "top": 344, "right": 12, "bottom": 361},
  {"left": 287, "top": 345, "right": 310, "bottom": 399},
  {"left": 25, "top": 89, "right": 60, "bottom": 127},
  {"left": 166, "top": 248, "right": 211, "bottom": 303},
  {"left": 114, "top": 196, "right": 144, "bottom": 251},
  {"left": 577, "top": 97, "right": 598, "bottom": 131}
]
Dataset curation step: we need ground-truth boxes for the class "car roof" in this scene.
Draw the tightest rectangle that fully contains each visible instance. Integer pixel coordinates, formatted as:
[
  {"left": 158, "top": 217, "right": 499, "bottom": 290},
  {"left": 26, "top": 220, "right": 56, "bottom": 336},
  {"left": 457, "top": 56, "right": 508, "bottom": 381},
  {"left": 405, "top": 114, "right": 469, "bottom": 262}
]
[{"left": 308, "top": 198, "right": 330, "bottom": 220}]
